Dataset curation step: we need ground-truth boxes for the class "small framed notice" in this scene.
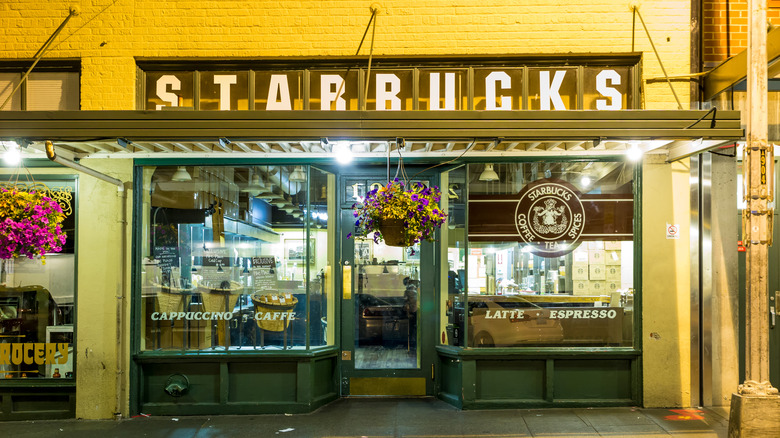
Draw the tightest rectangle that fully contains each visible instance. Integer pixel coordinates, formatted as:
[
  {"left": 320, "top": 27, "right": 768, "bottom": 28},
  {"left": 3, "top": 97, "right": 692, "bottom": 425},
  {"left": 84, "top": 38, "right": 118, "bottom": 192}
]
[{"left": 252, "top": 256, "right": 278, "bottom": 293}]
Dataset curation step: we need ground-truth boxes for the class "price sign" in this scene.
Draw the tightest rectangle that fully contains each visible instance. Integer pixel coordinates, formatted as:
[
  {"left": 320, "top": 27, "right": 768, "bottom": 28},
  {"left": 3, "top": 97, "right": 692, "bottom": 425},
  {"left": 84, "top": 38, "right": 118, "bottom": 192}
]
[
  {"left": 200, "top": 248, "right": 230, "bottom": 287},
  {"left": 153, "top": 246, "right": 179, "bottom": 285},
  {"left": 252, "top": 256, "right": 278, "bottom": 292}
]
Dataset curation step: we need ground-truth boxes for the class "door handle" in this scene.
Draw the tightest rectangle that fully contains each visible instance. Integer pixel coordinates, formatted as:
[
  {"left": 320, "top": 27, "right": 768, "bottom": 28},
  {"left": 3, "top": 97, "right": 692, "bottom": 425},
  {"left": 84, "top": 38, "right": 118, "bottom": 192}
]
[
  {"left": 343, "top": 261, "right": 352, "bottom": 300},
  {"left": 772, "top": 292, "right": 778, "bottom": 329}
]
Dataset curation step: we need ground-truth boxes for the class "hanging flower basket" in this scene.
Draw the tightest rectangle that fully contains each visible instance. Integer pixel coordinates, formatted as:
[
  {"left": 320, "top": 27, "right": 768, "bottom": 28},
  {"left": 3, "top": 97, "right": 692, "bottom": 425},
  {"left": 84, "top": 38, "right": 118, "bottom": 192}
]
[
  {"left": 0, "top": 188, "right": 67, "bottom": 263},
  {"left": 377, "top": 217, "right": 408, "bottom": 247},
  {"left": 348, "top": 179, "right": 447, "bottom": 248}
]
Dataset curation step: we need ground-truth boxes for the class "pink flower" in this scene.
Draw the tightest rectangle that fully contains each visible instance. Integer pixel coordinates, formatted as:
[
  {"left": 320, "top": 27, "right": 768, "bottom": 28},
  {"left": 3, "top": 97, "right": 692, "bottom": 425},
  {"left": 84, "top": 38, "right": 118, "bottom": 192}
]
[{"left": 0, "top": 189, "right": 67, "bottom": 260}]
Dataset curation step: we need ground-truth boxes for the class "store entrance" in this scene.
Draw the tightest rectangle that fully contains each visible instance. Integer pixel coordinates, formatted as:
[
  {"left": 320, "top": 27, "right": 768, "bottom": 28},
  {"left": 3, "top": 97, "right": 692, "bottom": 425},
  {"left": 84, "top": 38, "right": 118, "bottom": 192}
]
[{"left": 338, "top": 172, "right": 436, "bottom": 396}]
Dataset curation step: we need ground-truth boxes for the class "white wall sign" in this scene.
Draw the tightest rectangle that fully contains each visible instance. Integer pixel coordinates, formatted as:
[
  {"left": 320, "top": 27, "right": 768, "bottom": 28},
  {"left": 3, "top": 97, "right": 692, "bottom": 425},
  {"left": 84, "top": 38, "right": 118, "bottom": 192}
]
[{"left": 666, "top": 223, "right": 680, "bottom": 239}]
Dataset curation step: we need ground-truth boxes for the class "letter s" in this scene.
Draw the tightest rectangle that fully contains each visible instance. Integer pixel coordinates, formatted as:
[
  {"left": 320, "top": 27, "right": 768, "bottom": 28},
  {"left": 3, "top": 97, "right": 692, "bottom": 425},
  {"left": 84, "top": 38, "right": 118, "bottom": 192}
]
[
  {"left": 596, "top": 70, "right": 622, "bottom": 110},
  {"left": 156, "top": 75, "right": 181, "bottom": 110}
]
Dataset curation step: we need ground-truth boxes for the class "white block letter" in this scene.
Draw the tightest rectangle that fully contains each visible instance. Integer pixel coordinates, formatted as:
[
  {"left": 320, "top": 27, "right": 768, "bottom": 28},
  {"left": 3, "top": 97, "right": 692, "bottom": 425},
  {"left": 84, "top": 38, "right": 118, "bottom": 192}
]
[
  {"left": 267, "top": 74, "right": 292, "bottom": 110},
  {"left": 156, "top": 75, "right": 180, "bottom": 110},
  {"left": 213, "top": 75, "right": 237, "bottom": 111},
  {"left": 375, "top": 73, "right": 401, "bottom": 110},
  {"left": 596, "top": 69, "right": 623, "bottom": 110},
  {"left": 540, "top": 70, "right": 566, "bottom": 110},
  {"left": 430, "top": 72, "right": 456, "bottom": 110},
  {"left": 486, "top": 71, "right": 512, "bottom": 110},
  {"left": 321, "top": 75, "right": 346, "bottom": 110}
]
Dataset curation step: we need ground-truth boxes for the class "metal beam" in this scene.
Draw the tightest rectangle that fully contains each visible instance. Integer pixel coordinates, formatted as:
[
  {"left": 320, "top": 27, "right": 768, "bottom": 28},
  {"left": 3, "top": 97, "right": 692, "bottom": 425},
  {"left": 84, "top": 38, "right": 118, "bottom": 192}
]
[
  {"left": 0, "top": 110, "right": 743, "bottom": 160},
  {"left": 666, "top": 139, "right": 733, "bottom": 162},
  {"left": 0, "top": 110, "right": 743, "bottom": 142}
]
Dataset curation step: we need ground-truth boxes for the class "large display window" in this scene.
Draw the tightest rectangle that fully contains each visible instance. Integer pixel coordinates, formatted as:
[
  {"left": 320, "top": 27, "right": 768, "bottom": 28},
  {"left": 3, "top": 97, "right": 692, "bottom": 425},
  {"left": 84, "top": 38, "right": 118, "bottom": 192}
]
[
  {"left": 138, "top": 165, "right": 335, "bottom": 351},
  {"left": 0, "top": 179, "right": 76, "bottom": 379},
  {"left": 462, "top": 161, "right": 635, "bottom": 348}
]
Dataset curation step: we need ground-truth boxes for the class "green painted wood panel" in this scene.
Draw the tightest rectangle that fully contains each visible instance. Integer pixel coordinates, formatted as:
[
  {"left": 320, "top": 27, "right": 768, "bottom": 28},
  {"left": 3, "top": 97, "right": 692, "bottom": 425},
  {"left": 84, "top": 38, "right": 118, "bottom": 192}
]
[
  {"left": 553, "top": 359, "right": 632, "bottom": 400},
  {"left": 438, "top": 357, "right": 461, "bottom": 400},
  {"left": 476, "top": 360, "right": 545, "bottom": 400},
  {"left": 228, "top": 362, "right": 297, "bottom": 403},
  {"left": 136, "top": 356, "right": 338, "bottom": 415},
  {"left": 142, "top": 363, "right": 220, "bottom": 404},
  {"left": 0, "top": 386, "right": 75, "bottom": 421},
  {"left": 313, "top": 358, "right": 336, "bottom": 398}
]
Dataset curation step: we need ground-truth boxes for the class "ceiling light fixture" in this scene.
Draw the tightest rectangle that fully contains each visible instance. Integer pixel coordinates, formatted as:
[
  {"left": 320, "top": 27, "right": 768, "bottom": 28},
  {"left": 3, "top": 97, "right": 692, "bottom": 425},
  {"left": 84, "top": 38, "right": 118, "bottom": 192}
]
[
  {"left": 289, "top": 166, "right": 306, "bottom": 182},
  {"left": 241, "top": 171, "right": 266, "bottom": 195},
  {"left": 478, "top": 164, "right": 499, "bottom": 182},
  {"left": 171, "top": 166, "right": 192, "bottom": 182}
]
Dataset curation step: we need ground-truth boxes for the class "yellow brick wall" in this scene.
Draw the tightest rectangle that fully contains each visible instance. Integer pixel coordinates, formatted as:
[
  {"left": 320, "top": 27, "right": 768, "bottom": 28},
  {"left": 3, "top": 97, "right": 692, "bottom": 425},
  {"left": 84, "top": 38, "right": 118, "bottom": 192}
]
[
  {"left": 0, "top": 0, "right": 692, "bottom": 110},
  {"left": 0, "top": 0, "right": 695, "bottom": 415}
]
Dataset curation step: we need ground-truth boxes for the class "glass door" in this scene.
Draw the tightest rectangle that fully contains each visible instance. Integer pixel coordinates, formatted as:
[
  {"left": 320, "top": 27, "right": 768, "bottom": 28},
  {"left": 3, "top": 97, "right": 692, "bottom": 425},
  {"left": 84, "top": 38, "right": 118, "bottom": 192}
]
[
  {"left": 339, "top": 173, "right": 435, "bottom": 396},
  {"left": 352, "top": 237, "right": 420, "bottom": 370}
]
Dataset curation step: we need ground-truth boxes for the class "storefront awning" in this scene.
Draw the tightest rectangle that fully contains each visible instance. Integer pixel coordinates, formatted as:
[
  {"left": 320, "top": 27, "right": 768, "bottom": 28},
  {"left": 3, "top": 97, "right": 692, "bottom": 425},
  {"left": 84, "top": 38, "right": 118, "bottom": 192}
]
[{"left": 0, "top": 110, "right": 742, "bottom": 162}]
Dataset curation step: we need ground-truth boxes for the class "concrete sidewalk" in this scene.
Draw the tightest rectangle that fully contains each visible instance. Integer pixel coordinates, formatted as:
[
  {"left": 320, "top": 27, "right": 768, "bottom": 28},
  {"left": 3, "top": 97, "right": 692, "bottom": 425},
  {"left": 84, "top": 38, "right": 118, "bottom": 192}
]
[{"left": 0, "top": 398, "right": 730, "bottom": 437}]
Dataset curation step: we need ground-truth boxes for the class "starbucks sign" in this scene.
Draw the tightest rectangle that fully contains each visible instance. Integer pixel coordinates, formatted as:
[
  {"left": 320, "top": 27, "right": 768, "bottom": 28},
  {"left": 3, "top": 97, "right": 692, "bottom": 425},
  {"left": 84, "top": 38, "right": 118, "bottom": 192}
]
[{"left": 514, "top": 179, "right": 585, "bottom": 257}]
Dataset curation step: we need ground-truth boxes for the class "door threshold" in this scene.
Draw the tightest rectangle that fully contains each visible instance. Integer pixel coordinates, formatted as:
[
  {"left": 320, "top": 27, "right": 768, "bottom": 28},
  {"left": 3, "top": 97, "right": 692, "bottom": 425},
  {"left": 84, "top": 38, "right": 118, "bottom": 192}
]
[{"left": 348, "top": 377, "right": 427, "bottom": 396}]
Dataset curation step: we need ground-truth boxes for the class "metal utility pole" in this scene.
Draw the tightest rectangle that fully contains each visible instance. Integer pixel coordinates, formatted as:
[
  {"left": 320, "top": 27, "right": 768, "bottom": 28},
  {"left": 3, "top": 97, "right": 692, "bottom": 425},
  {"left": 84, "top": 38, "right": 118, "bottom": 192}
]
[{"left": 729, "top": 0, "right": 780, "bottom": 434}]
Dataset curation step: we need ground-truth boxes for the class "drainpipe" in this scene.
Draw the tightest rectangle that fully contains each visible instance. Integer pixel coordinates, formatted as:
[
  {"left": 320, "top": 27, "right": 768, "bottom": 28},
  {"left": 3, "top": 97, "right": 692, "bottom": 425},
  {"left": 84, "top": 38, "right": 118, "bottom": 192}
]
[
  {"left": 45, "top": 141, "right": 129, "bottom": 418},
  {"left": 45, "top": 141, "right": 123, "bottom": 189}
]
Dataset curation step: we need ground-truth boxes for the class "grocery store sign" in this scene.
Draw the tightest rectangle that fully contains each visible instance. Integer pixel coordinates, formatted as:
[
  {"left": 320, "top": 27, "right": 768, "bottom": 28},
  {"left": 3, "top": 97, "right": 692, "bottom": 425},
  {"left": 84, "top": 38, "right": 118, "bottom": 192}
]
[
  {"left": 144, "top": 64, "right": 633, "bottom": 111},
  {"left": 0, "top": 343, "right": 70, "bottom": 365}
]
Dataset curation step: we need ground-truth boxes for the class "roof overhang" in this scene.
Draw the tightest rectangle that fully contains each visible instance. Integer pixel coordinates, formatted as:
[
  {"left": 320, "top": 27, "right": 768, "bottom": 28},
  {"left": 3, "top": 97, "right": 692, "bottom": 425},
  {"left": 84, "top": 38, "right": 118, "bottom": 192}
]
[
  {"left": 704, "top": 25, "right": 780, "bottom": 101},
  {"left": 0, "top": 110, "right": 742, "bottom": 163}
]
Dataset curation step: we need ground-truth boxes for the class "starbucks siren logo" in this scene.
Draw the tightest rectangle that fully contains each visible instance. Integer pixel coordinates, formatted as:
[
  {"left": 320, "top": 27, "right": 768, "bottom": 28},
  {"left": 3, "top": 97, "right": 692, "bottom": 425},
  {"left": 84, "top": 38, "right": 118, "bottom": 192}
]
[{"left": 514, "top": 179, "right": 585, "bottom": 257}]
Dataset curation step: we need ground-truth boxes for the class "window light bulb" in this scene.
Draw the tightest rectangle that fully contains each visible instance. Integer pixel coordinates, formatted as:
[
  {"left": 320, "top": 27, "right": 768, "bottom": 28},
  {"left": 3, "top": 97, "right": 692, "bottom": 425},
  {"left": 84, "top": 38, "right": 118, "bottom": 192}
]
[
  {"left": 626, "top": 143, "right": 642, "bottom": 162},
  {"left": 333, "top": 142, "right": 353, "bottom": 164},
  {"left": 3, "top": 144, "right": 21, "bottom": 166}
]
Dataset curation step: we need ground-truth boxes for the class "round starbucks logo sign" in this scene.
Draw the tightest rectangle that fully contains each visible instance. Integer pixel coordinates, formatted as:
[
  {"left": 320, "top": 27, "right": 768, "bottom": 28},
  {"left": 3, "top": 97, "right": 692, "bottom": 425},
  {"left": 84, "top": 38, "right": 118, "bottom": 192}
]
[{"left": 514, "top": 179, "right": 585, "bottom": 257}]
